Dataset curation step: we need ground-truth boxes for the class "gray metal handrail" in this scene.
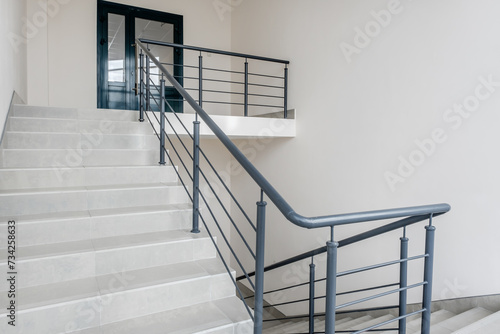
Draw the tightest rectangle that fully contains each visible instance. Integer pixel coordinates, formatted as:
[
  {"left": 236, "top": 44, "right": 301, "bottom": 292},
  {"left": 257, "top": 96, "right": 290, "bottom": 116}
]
[
  {"left": 136, "top": 38, "right": 450, "bottom": 334},
  {"left": 136, "top": 39, "right": 450, "bottom": 229},
  {"left": 138, "top": 38, "right": 290, "bottom": 64}
]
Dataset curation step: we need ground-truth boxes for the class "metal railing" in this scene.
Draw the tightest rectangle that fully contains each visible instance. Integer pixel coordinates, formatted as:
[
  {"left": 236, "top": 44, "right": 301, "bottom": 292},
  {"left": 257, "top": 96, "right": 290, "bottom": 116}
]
[
  {"left": 134, "top": 38, "right": 450, "bottom": 334},
  {"left": 136, "top": 38, "right": 289, "bottom": 118}
]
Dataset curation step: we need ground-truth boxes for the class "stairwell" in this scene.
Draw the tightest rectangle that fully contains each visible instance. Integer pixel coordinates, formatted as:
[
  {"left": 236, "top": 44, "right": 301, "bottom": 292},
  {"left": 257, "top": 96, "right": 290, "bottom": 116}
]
[{"left": 0, "top": 105, "right": 252, "bottom": 333}]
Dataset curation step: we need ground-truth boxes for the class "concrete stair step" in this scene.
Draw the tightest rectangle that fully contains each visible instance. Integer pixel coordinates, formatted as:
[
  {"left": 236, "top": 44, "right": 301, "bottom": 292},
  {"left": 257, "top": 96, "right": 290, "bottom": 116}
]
[
  {"left": 336, "top": 315, "right": 373, "bottom": 330},
  {"left": 425, "top": 308, "right": 493, "bottom": 334},
  {"left": 0, "top": 165, "right": 177, "bottom": 190},
  {"left": 98, "top": 296, "right": 252, "bottom": 334},
  {"left": 347, "top": 314, "right": 396, "bottom": 331},
  {"left": 3, "top": 131, "right": 158, "bottom": 149},
  {"left": 0, "top": 148, "right": 162, "bottom": 167},
  {"left": 0, "top": 203, "right": 191, "bottom": 247},
  {"left": 12, "top": 105, "right": 140, "bottom": 122},
  {"left": 404, "top": 309, "right": 456, "bottom": 334},
  {"left": 7, "top": 116, "right": 154, "bottom": 134},
  {"left": 0, "top": 183, "right": 188, "bottom": 217},
  {"left": 0, "top": 258, "right": 239, "bottom": 334},
  {"left": 12, "top": 105, "right": 79, "bottom": 119},
  {"left": 0, "top": 229, "right": 216, "bottom": 289},
  {"left": 451, "top": 310, "right": 500, "bottom": 334}
]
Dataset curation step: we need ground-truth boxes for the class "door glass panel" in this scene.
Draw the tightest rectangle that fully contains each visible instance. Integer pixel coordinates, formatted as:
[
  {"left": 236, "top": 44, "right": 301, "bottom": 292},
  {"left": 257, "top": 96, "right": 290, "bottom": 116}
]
[
  {"left": 135, "top": 18, "right": 174, "bottom": 85},
  {"left": 108, "top": 14, "right": 126, "bottom": 82}
]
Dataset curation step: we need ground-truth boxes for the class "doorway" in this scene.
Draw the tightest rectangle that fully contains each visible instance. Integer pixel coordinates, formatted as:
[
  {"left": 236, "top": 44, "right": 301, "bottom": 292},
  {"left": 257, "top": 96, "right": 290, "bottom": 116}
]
[{"left": 97, "top": 0, "right": 183, "bottom": 111}]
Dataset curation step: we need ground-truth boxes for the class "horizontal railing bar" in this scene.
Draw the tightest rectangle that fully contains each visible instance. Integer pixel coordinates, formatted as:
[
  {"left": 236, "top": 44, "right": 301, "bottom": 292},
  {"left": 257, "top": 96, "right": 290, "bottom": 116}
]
[
  {"left": 139, "top": 38, "right": 290, "bottom": 64},
  {"left": 202, "top": 77, "right": 245, "bottom": 85},
  {"left": 248, "top": 92, "right": 285, "bottom": 99},
  {"left": 248, "top": 72, "right": 285, "bottom": 80},
  {"left": 248, "top": 103, "right": 284, "bottom": 109},
  {"left": 248, "top": 82, "right": 284, "bottom": 89},
  {"left": 260, "top": 282, "right": 400, "bottom": 308},
  {"left": 175, "top": 75, "right": 199, "bottom": 80},
  {"left": 202, "top": 100, "right": 244, "bottom": 106},
  {"left": 202, "top": 89, "right": 245, "bottom": 96},
  {"left": 239, "top": 213, "right": 440, "bottom": 279},
  {"left": 336, "top": 282, "right": 426, "bottom": 310},
  {"left": 337, "top": 282, "right": 400, "bottom": 296},
  {"left": 137, "top": 39, "right": 450, "bottom": 233},
  {"left": 160, "top": 62, "right": 199, "bottom": 69},
  {"left": 337, "top": 254, "right": 427, "bottom": 277},
  {"left": 350, "top": 308, "right": 425, "bottom": 334},
  {"left": 262, "top": 314, "right": 310, "bottom": 322},
  {"left": 202, "top": 66, "right": 245, "bottom": 75},
  {"left": 263, "top": 297, "right": 309, "bottom": 308},
  {"left": 303, "top": 305, "right": 399, "bottom": 320}
]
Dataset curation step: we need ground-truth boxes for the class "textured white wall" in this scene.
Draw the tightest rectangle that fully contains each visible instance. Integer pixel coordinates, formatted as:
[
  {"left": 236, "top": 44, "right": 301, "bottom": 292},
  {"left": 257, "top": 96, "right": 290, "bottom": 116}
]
[
  {"left": 0, "top": 0, "right": 27, "bottom": 132},
  {"left": 230, "top": 0, "right": 500, "bottom": 312}
]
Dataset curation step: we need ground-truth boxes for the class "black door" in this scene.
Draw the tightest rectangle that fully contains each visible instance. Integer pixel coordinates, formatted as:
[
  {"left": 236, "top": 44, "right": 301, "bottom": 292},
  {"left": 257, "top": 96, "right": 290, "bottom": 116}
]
[{"left": 97, "top": 0, "right": 183, "bottom": 111}]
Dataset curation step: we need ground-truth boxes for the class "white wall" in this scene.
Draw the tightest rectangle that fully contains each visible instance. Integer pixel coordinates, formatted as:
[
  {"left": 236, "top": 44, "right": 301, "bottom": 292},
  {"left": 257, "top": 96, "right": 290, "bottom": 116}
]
[
  {"left": 230, "top": 0, "right": 500, "bottom": 312},
  {"left": 27, "top": 0, "right": 233, "bottom": 109},
  {"left": 0, "top": 0, "right": 27, "bottom": 132}
]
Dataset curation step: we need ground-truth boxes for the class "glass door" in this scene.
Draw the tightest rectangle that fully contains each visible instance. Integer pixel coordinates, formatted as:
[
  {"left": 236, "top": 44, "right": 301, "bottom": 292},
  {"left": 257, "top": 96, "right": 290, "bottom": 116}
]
[{"left": 97, "top": 1, "right": 183, "bottom": 111}]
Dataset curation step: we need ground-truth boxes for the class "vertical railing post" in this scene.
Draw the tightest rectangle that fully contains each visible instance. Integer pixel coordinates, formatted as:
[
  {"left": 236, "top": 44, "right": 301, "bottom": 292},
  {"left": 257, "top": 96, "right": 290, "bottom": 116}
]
[
  {"left": 325, "top": 227, "right": 338, "bottom": 334},
  {"left": 199, "top": 54, "right": 203, "bottom": 108},
  {"left": 139, "top": 52, "right": 144, "bottom": 122},
  {"left": 159, "top": 76, "right": 166, "bottom": 165},
  {"left": 309, "top": 257, "right": 316, "bottom": 334},
  {"left": 244, "top": 59, "right": 249, "bottom": 117},
  {"left": 284, "top": 65, "right": 288, "bottom": 119},
  {"left": 254, "top": 190, "right": 267, "bottom": 334},
  {"left": 146, "top": 55, "right": 151, "bottom": 112},
  {"left": 191, "top": 119, "right": 200, "bottom": 233},
  {"left": 421, "top": 220, "right": 436, "bottom": 334},
  {"left": 399, "top": 228, "right": 409, "bottom": 334}
]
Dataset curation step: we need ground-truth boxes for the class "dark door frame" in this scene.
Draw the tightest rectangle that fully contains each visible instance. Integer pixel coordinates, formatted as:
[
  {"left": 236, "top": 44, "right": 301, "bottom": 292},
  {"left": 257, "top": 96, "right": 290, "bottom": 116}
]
[{"left": 97, "top": 0, "right": 183, "bottom": 110}]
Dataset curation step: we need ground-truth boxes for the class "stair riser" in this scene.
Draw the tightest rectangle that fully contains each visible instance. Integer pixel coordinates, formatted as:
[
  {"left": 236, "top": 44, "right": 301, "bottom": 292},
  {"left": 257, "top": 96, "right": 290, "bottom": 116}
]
[
  {"left": 8, "top": 117, "right": 80, "bottom": 132},
  {"left": 0, "top": 149, "right": 163, "bottom": 167},
  {"left": 13, "top": 105, "right": 78, "bottom": 119},
  {"left": 3, "top": 133, "right": 159, "bottom": 150},
  {"left": 8, "top": 118, "right": 153, "bottom": 135},
  {"left": 0, "top": 209, "right": 191, "bottom": 247},
  {"left": 0, "top": 186, "right": 188, "bottom": 216},
  {"left": 100, "top": 273, "right": 233, "bottom": 324},
  {"left": 13, "top": 106, "right": 139, "bottom": 122},
  {"left": 0, "top": 237, "right": 215, "bottom": 289},
  {"left": 0, "top": 166, "right": 178, "bottom": 190},
  {"left": 0, "top": 274, "right": 231, "bottom": 334}
]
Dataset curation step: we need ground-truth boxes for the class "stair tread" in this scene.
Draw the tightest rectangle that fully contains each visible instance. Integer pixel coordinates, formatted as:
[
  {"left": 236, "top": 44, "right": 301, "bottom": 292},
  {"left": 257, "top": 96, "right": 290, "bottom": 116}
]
[
  {"left": 428, "top": 308, "right": 493, "bottom": 334},
  {"left": 0, "top": 229, "right": 209, "bottom": 263},
  {"left": 0, "top": 203, "right": 191, "bottom": 225},
  {"left": 336, "top": 315, "right": 373, "bottom": 330},
  {"left": 0, "top": 258, "right": 228, "bottom": 313},
  {"left": 452, "top": 310, "right": 500, "bottom": 334},
  {"left": 349, "top": 314, "right": 395, "bottom": 331},
  {"left": 0, "top": 182, "right": 180, "bottom": 195},
  {"left": 98, "top": 296, "right": 251, "bottom": 334},
  {"left": 8, "top": 115, "right": 143, "bottom": 123}
]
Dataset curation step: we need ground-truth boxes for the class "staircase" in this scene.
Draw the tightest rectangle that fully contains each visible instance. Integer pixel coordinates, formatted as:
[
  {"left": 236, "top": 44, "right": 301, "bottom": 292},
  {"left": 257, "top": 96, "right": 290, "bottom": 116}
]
[
  {"left": 264, "top": 307, "right": 500, "bottom": 333},
  {"left": 0, "top": 105, "right": 252, "bottom": 333}
]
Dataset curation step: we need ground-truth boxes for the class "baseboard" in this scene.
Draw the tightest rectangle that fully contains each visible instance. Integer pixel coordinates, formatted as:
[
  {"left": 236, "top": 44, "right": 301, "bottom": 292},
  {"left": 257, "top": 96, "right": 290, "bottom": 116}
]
[{"left": 0, "top": 91, "right": 25, "bottom": 149}]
